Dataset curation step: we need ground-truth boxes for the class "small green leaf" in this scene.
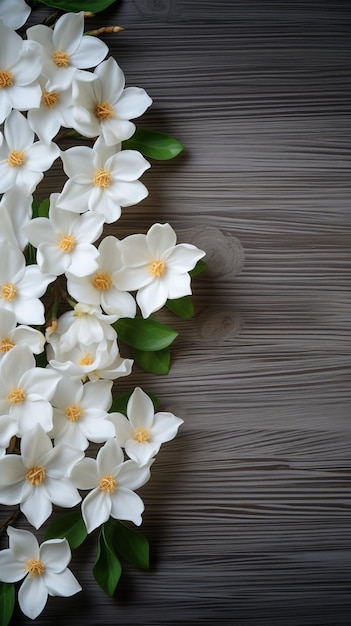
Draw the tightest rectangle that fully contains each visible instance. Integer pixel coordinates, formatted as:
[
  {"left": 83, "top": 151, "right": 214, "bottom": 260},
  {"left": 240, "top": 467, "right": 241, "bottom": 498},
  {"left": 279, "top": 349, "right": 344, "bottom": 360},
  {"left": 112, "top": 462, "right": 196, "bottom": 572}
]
[
  {"left": 110, "top": 390, "right": 160, "bottom": 415},
  {"left": 166, "top": 296, "right": 194, "bottom": 318},
  {"left": 35, "top": 0, "right": 118, "bottom": 12},
  {"left": 93, "top": 527, "right": 122, "bottom": 597},
  {"left": 132, "top": 347, "right": 170, "bottom": 375},
  {"left": 44, "top": 511, "right": 87, "bottom": 550},
  {"left": 189, "top": 260, "right": 207, "bottom": 277},
  {"left": 32, "top": 196, "right": 40, "bottom": 218},
  {"left": 38, "top": 198, "right": 50, "bottom": 218},
  {"left": 0, "top": 582, "right": 15, "bottom": 626},
  {"left": 123, "top": 128, "right": 184, "bottom": 160},
  {"left": 35, "top": 352, "right": 48, "bottom": 369},
  {"left": 25, "top": 243, "right": 37, "bottom": 265},
  {"left": 104, "top": 519, "right": 149, "bottom": 570},
  {"left": 114, "top": 317, "right": 178, "bottom": 352}
]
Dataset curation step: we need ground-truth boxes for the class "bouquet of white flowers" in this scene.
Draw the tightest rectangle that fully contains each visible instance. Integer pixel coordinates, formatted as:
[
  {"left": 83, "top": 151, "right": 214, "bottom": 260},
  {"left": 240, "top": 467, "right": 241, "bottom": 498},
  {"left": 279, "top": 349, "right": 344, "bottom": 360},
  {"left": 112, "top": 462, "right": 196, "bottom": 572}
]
[{"left": 0, "top": 1, "right": 206, "bottom": 622}]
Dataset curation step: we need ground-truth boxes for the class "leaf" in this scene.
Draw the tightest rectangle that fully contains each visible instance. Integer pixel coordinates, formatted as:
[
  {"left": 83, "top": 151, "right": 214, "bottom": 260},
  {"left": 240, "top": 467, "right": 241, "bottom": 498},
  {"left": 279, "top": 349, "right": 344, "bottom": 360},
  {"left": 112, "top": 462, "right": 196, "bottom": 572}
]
[
  {"left": 0, "top": 582, "right": 15, "bottom": 626},
  {"left": 31, "top": 196, "right": 40, "bottom": 218},
  {"left": 44, "top": 511, "right": 87, "bottom": 550},
  {"left": 25, "top": 243, "right": 37, "bottom": 265},
  {"left": 114, "top": 317, "right": 178, "bottom": 352},
  {"left": 93, "top": 527, "right": 122, "bottom": 597},
  {"left": 110, "top": 390, "right": 160, "bottom": 415},
  {"left": 38, "top": 198, "right": 50, "bottom": 218},
  {"left": 104, "top": 519, "right": 149, "bottom": 570},
  {"left": 35, "top": 0, "right": 118, "bottom": 12},
  {"left": 131, "top": 347, "right": 170, "bottom": 375},
  {"left": 123, "top": 128, "right": 184, "bottom": 160},
  {"left": 189, "top": 260, "right": 207, "bottom": 278},
  {"left": 166, "top": 295, "right": 194, "bottom": 318}
]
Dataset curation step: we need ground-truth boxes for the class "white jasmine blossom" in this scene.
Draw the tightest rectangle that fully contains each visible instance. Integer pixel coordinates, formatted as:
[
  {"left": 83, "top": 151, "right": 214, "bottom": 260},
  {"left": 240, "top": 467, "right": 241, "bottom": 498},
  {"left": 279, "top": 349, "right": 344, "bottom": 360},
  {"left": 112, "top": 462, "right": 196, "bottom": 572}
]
[
  {"left": 66, "top": 236, "right": 136, "bottom": 317},
  {"left": 109, "top": 387, "right": 184, "bottom": 467},
  {"left": 0, "top": 0, "right": 31, "bottom": 30},
  {"left": 50, "top": 376, "right": 115, "bottom": 450},
  {"left": 0, "top": 110, "right": 59, "bottom": 194},
  {"left": 114, "top": 222, "right": 206, "bottom": 318},
  {"left": 0, "top": 527, "right": 81, "bottom": 619},
  {"left": 0, "top": 414, "right": 18, "bottom": 452},
  {"left": 27, "top": 77, "right": 74, "bottom": 143},
  {"left": 24, "top": 193, "right": 104, "bottom": 278},
  {"left": 0, "top": 307, "right": 45, "bottom": 361},
  {"left": 0, "top": 345, "right": 62, "bottom": 435},
  {"left": 70, "top": 437, "right": 152, "bottom": 532},
  {"left": 0, "top": 187, "right": 33, "bottom": 250},
  {"left": 57, "top": 137, "right": 150, "bottom": 223},
  {"left": 48, "top": 303, "right": 118, "bottom": 353},
  {"left": 26, "top": 11, "right": 108, "bottom": 91},
  {"left": 0, "top": 424, "right": 83, "bottom": 529},
  {"left": 0, "top": 21, "right": 42, "bottom": 123},
  {"left": 71, "top": 57, "right": 152, "bottom": 145}
]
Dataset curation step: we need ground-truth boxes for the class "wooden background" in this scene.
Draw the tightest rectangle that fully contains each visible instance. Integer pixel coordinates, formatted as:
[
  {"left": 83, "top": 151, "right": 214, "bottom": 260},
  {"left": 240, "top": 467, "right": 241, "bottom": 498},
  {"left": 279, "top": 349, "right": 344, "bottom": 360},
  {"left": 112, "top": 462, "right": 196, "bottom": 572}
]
[{"left": 5, "top": 0, "right": 351, "bottom": 624}]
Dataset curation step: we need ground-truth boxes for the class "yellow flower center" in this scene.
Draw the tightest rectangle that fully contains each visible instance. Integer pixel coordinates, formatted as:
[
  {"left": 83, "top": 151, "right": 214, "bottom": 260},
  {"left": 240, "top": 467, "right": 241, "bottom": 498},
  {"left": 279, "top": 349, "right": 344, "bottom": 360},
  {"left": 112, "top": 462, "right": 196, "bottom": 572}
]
[
  {"left": 93, "top": 168, "right": 111, "bottom": 188},
  {"left": 0, "top": 69, "right": 13, "bottom": 88},
  {"left": 0, "top": 338, "right": 15, "bottom": 353},
  {"left": 93, "top": 272, "right": 112, "bottom": 291},
  {"left": 133, "top": 427, "right": 151, "bottom": 443},
  {"left": 24, "top": 558, "right": 45, "bottom": 578},
  {"left": 99, "top": 474, "right": 117, "bottom": 494},
  {"left": 95, "top": 101, "right": 115, "bottom": 121},
  {"left": 52, "top": 49, "right": 70, "bottom": 67},
  {"left": 7, "top": 150, "right": 25, "bottom": 167},
  {"left": 148, "top": 259, "right": 166, "bottom": 278},
  {"left": 78, "top": 352, "right": 94, "bottom": 366},
  {"left": 25, "top": 465, "right": 46, "bottom": 486},
  {"left": 0, "top": 282, "right": 17, "bottom": 301},
  {"left": 57, "top": 233, "right": 75, "bottom": 253},
  {"left": 42, "top": 89, "right": 60, "bottom": 108},
  {"left": 65, "top": 403, "right": 84, "bottom": 422},
  {"left": 7, "top": 387, "right": 26, "bottom": 405}
]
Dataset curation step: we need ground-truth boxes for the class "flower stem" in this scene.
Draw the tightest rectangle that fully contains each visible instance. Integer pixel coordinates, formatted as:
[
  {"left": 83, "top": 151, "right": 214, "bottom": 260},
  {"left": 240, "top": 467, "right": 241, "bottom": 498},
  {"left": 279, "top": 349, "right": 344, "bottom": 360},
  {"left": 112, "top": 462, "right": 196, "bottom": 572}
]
[
  {"left": 0, "top": 509, "right": 21, "bottom": 535},
  {"left": 85, "top": 26, "right": 124, "bottom": 36}
]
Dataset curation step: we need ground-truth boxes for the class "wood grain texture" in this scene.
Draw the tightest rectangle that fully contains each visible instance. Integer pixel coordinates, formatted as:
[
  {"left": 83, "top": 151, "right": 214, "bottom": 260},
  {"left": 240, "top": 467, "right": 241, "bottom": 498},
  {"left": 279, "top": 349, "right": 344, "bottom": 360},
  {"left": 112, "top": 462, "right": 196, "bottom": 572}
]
[{"left": 3, "top": 1, "right": 351, "bottom": 624}]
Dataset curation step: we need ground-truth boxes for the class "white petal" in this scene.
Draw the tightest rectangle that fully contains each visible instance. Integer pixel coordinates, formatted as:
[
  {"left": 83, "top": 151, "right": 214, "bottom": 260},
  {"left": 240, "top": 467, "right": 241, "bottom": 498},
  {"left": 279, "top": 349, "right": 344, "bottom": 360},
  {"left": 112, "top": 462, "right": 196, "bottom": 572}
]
[
  {"left": 81, "top": 488, "right": 111, "bottom": 533},
  {"left": 152, "top": 412, "right": 184, "bottom": 443},
  {"left": 110, "top": 487, "right": 144, "bottom": 525},
  {"left": 8, "top": 526, "right": 39, "bottom": 560},
  {"left": 114, "top": 87, "right": 152, "bottom": 120},
  {"left": 166, "top": 243, "right": 206, "bottom": 273},
  {"left": 125, "top": 439, "right": 156, "bottom": 467},
  {"left": 95, "top": 57, "right": 125, "bottom": 102},
  {"left": 40, "top": 538, "right": 71, "bottom": 573},
  {"left": 136, "top": 280, "right": 169, "bottom": 318},
  {"left": 0, "top": 455, "right": 25, "bottom": 486},
  {"left": 69, "top": 457, "right": 98, "bottom": 489},
  {"left": 72, "top": 35, "right": 108, "bottom": 69},
  {"left": 128, "top": 387, "right": 154, "bottom": 429},
  {"left": 18, "top": 575, "right": 48, "bottom": 620},
  {"left": 21, "top": 488, "right": 52, "bottom": 529},
  {"left": 45, "top": 567, "right": 81, "bottom": 596},
  {"left": 97, "top": 437, "right": 123, "bottom": 476},
  {"left": 109, "top": 150, "right": 150, "bottom": 182},
  {"left": 108, "top": 412, "right": 134, "bottom": 446},
  {"left": 117, "top": 459, "right": 151, "bottom": 491},
  {"left": 146, "top": 222, "right": 177, "bottom": 257},
  {"left": 53, "top": 11, "right": 83, "bottom": 55},
  {"left": 20, "top": 424, "right": 52, "bottom": 468},
  {"left": 0, "top": 549, "right": 26, "bottom": 582}
]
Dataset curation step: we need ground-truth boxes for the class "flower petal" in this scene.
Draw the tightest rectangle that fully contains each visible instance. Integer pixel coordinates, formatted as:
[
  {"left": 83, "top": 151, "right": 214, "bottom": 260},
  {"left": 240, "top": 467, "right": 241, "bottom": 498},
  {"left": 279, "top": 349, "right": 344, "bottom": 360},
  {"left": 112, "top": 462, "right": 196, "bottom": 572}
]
[
  {"left": 8, "top": 526, "right": 39, "bottom": 561},
  {"left": 81, "top": 488, "right": 111, "bottom": 533},
  {"left": 110, "top": 487, "right": 144, "bottom": 525},
  {"left": 40, "top": 538, "right": 71, "bottom": 573},
  {"left": 45, "top": 567, "right": 82, "bottom": 597},
  {"left": 18, "top": 575, "right": 48, "bottom": 620}
]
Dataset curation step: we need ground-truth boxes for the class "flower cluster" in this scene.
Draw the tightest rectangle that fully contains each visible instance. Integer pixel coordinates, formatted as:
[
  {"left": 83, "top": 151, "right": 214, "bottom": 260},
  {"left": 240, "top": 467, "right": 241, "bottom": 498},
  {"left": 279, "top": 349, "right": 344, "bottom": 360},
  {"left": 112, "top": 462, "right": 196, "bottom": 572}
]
[{"left": 0, "top": 4, "right": 205, "bottom": 622}]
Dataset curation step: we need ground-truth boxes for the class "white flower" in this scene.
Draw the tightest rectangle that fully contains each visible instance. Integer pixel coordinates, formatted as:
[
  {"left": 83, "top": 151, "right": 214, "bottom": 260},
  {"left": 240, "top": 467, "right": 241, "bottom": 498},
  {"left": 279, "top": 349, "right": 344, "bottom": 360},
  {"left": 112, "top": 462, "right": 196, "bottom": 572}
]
[
  {"left": 0, "top": 187, "right": 33, "bottom": 250},
  {"left": 109, "top": 387, "right": 183, "bottom": 467},
  {"left": 0, "top": 0, "right": 31, "bottom": 29},
  {"left": 48, "top": 303, "right": 118, "bottom": 353},
  {"left": 24, "top": 193, "right": 104, "bottom": 277},
  {"left": 71, "top": 56, "right": 152, "bottom": 145},
  {"left": 0, "top": 424, "right": 82, "bottom": 529},
  {"left": 66, "top": 236, "right": 136, "bottom": 317},
  {"left": 0, "top": 527, "right": 81, "bottom": 620},
  {"left": 48, "top": 336, "right": 133, "bottom": 383},
  {"left": 0, "top": 240, "right": 55, "bottom": 325},
  {"left": 0, "top": 110, "right": 59, "bottom": 194},
  {"left": 26, "top": 11, "right": 108, "bottom": 91},
  {"left": 0, "top": 344, "right": 62, "bottom": 435},
  {"left": 70, "top": 437, "right": 152, "bottom": 533},
  {"left": 50, "top": 376, "right": 115, "bottom": 450},
  {"left": 57, "top": 137, "right": 150, "bottom": 223},
  {"left": 0, "top": 21, "right": 41, "bottom": 123},
  {"left": 114, "top": 223, "right": 206, "bottom": 318},
  {"left": 0, "top": 414, "right": 18, "bottom": 452},
  {"left": 27, "top": 77, "right": 74, "bottom": 143},
  {"left": 0, "top": 307, "right": 45, "bottom": 361}
]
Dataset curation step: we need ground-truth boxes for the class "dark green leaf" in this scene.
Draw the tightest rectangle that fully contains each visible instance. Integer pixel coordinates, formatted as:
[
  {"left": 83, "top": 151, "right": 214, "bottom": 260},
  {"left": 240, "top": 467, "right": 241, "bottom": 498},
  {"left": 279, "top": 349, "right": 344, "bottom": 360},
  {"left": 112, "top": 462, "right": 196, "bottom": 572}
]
[
  {"left": 166, "top": 296, "right": 194, "bottom": 318},
  {"left": 25, "top": 243, "right": 37, "bottom": 265},
  {"left": 110, "top": 390, "right": 160, "bottom": 415},
  {"left": 0, "top": 582, "right": 15, "bottom": 626},
  {"left": 93, "top": 527, "right": 122, "bottom": 597},
  {"left": 31, "top": 196, "right": 40, "bottom": 218},
  {"left": 132, "top": 347, "right": 170, "bottom": 375},
  {"left": 114, "top": 317, "right": 178, "bottom": 352},
  {"left": 189, "top": 260, "right": 207, "bottom": 277},
  {"left": 35, "top": 0, "right": 118, "bottom": 12},
  {"left": 104, "top": 519, "right": 149, "bottom": 570},
  {"left": 35, "top": 352, "right": 48, "bottom": 369},
  {"left": 123, "top": 128, "right": 184, "bottom": 160},
  {"left": 38, "top": 198, "right": 50, "bottom": 218},
  {"left": 44, "top": 511, "right": 87, "bottom": 550}
]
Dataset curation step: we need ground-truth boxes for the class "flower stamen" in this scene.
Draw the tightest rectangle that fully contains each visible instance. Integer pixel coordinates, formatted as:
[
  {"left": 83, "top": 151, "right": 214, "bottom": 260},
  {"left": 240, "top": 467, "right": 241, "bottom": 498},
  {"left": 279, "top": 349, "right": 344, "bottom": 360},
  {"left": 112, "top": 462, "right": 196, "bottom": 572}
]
[
  {"left": 0, "top": 69, "right": 13, "bottom": 89},
  {"left": 0, "top": 338, "right": 15, "bottom": 353},
  {"left": 25, "top": 465, "right": 46, "bottom": 486},
  {"left": 24, "top": 558, "right": 45, "bottom": 578},
  {"left": 52, "top": 49, "right": 70, "bottom": 67},
  {"left": 42, "top": 89, "right": 60, "bottom": 108},
  {"left": 148, "top": 259, "right": 166, "bottom": 278},
  {"left": 95, "top": 101, "right": 115, "bottom": 121},
  {"left": 78, "top": 353, "right": 94, "bottom": 366},
  {"left": 0, "top": 282, "right": 17, "bottom": 301},
  {"left": 99, "top": 474, "right": 117, "bottom": 494},
  {"left": 93, "top": 169, "right": 111, "bottom": 188},
  {"left": 57, "top": 233, "right": 75, "bottom": 253},
  {"left": 65, "top": 403, "right": 84, "bottom": 422},
  {"left": 93, "top": 272, "right": 112, "bottom": 291},
  {"left": 133, "top": 427, "right": 151, "bottom": 443},
  {"left": 7, "top": 387, "right": 25, "bottom": 404},
  {"left": 7, "top": 150, "right": 25, "bottom": 167}
]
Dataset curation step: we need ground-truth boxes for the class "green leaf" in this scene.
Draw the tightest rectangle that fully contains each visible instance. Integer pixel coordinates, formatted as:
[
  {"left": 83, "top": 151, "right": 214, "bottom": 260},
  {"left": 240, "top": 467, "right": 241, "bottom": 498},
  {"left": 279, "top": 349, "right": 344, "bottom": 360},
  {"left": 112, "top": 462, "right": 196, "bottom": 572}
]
[
  {"left": 35, "top": 0, "right": 118, "bottom": 12},
  {"left": 132, "top": 347, "right": 170, "bottom": 375},
  {"left": 35, "top": 352, "right": 48, "bottom": 369},
  {"left": 123, "top": 128, "right": 184, "bottom": 160},
  {"left": 93, "top": 527, "right": 122, "bottom": 597},
  {"left": 44, "top": 511, "right": 87, "bottom": 550},
  {"left": 0, "top": 582, "right": 15, "bottom": 626},
  {"left": 110, "top": 390, "right": 160, "bottom": 415},
  {"left": 114, "top": 317, "right": 178, "bottom": 352},
  {"left": 25, "top": 243, "right": 37, "bottom": 265},
  {"left": 38, "top": 198, "right": 50, "bottom": 218},
  {"left": 189, "top": 260, "right": 207, "bottom": 278},
  {"left": 104, "top": 519, "right": 149, "bottom": 570},
  {"left": 166, "top": 295, "right": 194, "bottom": 318},
  {"left": 32, "top": 196, "right": 40, "bottom": 218}
]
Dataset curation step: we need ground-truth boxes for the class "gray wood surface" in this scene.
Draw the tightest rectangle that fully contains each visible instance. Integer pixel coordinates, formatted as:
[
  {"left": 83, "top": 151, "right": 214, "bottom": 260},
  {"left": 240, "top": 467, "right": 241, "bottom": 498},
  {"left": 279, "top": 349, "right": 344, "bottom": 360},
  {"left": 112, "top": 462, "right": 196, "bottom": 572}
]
[{"left": 3, "top": 1, "right": 351, "bottom": 624}]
